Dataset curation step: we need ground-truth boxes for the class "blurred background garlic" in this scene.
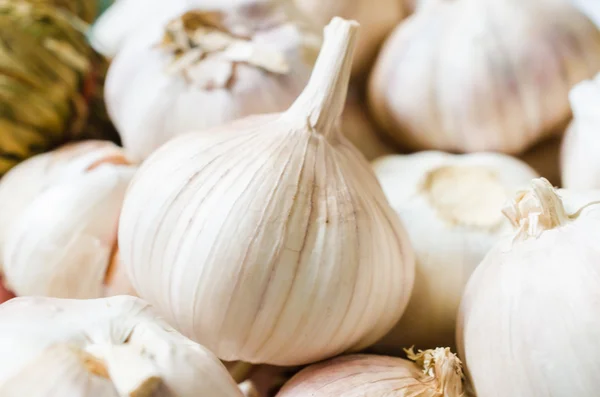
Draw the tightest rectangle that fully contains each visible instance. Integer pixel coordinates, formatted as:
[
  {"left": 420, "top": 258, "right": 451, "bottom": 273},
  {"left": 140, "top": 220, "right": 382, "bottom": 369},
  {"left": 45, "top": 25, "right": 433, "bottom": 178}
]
[
  {"left": 341, "top": 87, "right": 394, "bottom": 161},
  {"left": 458, "top": 178, "right": 600, "bottom": 397},
  {"left": 0, "top": 295, "right": 244, "bottom": 396},
  {"left": 293, "top": 0, "right": 404, "bottom": 77},
  {"left": 0, "top": 141, "right": 136, "bottom": 299},
  {"left": 368, "top": 0, "right": 600, "bottom": 154},
  {"left": 371, "top": 152, "right": 537, "bottom": 353},
  {"left": 561, "top": 73, "right": 600, "bottom": 189},
  {"left": 519, "top": 135, "right": 563, "bottom": 187},
  {"left": 0, "top": 1, "right": 120, "bottom": 177},
  {"left": 277, "top": 348, "right": 464, "bottom": 396},
  {"left": 104, "top": 0, "right": 321, "bottom": 162},
  {"left": 119, "top": 18, "right": 415, "bottom": 366}
]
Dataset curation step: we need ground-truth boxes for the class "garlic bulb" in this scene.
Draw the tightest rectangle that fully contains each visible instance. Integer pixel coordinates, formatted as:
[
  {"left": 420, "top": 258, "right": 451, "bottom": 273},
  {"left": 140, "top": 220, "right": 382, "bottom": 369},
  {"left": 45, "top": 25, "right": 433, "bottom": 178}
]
[
  {"left": 561, "top": 74, "right": 600, "bottom": 189},
  {"left": 342, "top": 87, "right": 394, "bottom": 161},
  {"left": 571, "top": 0, "right": 600, "bottom": 27},
  {"left": 294, "top": 0, "right": 403, "bottom": 76},
  {"left": 371, "top": 151, "right": 537, "bottom": 352},
  {"left": 0, "top": 141, "right": 137, "bottom": 298},
  {"left": 277, "top": 349, "right": 464, "bottom": 396},
  {"left": 368, "top": 0, "right": 600, "bottom": 154},
  {"left": 105, "top": 0, "right": 321, "bottom": 162},
  {"left": 0, "top": 295, "right": 243, "bottom": 396},
  {"left": 457, "top": 178, "right": 600, "bottom": 397},
  {"left": 119, "top": 18, "right": 415, "bottom": 366}
]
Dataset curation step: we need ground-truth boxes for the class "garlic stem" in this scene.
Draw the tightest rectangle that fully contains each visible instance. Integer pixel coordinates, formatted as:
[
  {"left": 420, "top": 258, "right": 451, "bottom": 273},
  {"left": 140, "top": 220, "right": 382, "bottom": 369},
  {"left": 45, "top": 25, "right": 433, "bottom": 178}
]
[
  {"left": 405, "top": 347, "right": 464, "bottom": 396},
  {"left": 85, "top": 343, "right": 162, "bottom": 397},
  {"left": 502, "top": 178, "right": 569, "bottom": 239},
  {"left": 286, "top": 17, "right": 359, "bottom": 134}
]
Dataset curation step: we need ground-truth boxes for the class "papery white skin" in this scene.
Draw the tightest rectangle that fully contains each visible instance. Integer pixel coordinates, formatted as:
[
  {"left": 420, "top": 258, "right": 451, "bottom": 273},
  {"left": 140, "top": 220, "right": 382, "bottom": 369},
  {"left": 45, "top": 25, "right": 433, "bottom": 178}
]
[
  {"left": 368, "top": 0, "right": 600, "bottom": 154},
  {"left": 561, "top": 74, "right": 600, "bottom": 189},
  {"left": 294, "top": 0, "right": 403, "bottom": 76},
  {"left": 0, "top": 295, "right": 243, "bottom": 396},
  {"left": 371, "top": 151, "right": 538, "bottom": 353},
  {"left": 0, "top": 141, "right": 136, "bottom": 298},
  {"left": 105, "top": 0, "right": 321, "bottom": 162},
  {"left": 457, "top": 179, "right": 600, "bottom": 397},
  {"left": 119, "top": 18, "right": 415, "bottom": 366}
]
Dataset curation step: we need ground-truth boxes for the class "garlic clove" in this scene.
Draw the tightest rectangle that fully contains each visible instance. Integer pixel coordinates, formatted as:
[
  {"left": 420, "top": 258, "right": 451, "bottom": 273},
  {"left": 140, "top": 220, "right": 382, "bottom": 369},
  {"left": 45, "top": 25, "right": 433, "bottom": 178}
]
[
  {"left": 0, "top": 295, "right": 244, "bottom": 396},
  {"left": 276, "top": 349, "right": 464, "bottom": 396},
  {"left": 119, "top": 17, "right": 415, "bottom": 366}
]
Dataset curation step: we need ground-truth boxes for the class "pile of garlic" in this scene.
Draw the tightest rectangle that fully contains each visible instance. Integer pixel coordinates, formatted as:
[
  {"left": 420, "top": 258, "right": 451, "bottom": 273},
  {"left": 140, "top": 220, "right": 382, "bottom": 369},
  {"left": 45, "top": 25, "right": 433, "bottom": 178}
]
[{"left": 2, "top": 0, "right": 600, "bottom": 394}]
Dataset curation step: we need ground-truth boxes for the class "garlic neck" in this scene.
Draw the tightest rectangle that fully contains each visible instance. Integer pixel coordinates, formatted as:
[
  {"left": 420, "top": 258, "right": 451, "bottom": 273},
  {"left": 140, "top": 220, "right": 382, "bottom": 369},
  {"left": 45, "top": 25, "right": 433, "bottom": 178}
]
[
  {"left": 502, "top": 178, "right": 569, "bottom": 239},
  {"left": 406, "top": 347, "right": 464, "bottom": 397},
  {"left": 286, "top": 17, "right": 358, "bottom": 135}
]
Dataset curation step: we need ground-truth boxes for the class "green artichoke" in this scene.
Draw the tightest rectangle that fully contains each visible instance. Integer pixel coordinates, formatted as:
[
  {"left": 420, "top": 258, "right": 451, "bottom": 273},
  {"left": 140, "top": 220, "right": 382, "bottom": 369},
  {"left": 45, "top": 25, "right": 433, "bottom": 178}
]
[{"left": 0, "top": 1, "right": 118, "bottom": 177}]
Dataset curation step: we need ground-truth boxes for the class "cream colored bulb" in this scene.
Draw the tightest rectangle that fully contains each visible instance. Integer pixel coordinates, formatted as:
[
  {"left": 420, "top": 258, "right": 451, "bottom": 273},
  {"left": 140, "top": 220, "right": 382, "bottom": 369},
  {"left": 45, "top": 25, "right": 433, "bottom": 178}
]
[
  {"left": 105, "top": 0, "right": 321, "bottom": 162},
  {"left": 458, "top": 178, "right": 600, "bottom": 397},
  {"left": 371, "top": 151, "right": 538, "bottom": 352},
  {"left": 368, "top": 0, "right": 600, "bottom": 154},
  {"left": 119, "top": 17, "right": 415, "bottom": 366},
  {"left": 0, "top": 141, "right": 136, "bottom": 298}
]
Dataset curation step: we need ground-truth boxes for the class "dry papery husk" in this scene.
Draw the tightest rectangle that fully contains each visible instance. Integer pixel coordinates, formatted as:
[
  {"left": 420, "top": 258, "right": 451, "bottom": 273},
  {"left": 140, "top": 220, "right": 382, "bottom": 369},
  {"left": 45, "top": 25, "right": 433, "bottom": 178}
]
[
  {"left": 0, "top": 295, "right": 245, "bottom": 396},
  {"left": 342, "top": 87, "right": 394, "bottom": 161},
  {"left": 458, "top": 178, "right": 600, "bottom": 397},
  {"left": 371, "top": 151, "right": 537, "bottom": 353},
  {"left": 368, "top": 0, "right": 600, "bottom": 154},
  {"left": 118, "top": 17, "right": 415, "bottom": 366},
  {"left": 294, "top": 0, "right": 404, "bottom": 78},
  {"left": 0, "top": 1, "right": 119, "bottom": 177},
  {"left": 0, "top": 140, "right": 136, "bottom": 299},
  {"left": 561, "top": 72, "right": 600, "bottom": 189},
  {"left": 277, "top": 349, "right": 464, "bottom": 396},
  {"left": 104, "top": 0, "right": 321, "bottom": 162},
  {"left": 22, "top": 0, "right": 98, "bottom": 22}
]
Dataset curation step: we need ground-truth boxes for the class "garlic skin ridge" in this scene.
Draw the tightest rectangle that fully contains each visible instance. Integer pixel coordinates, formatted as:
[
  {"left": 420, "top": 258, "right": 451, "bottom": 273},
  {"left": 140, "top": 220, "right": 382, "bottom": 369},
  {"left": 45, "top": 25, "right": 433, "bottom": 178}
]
[
  {"left": 457, "top": 178, "right": 600, "bottom": 397},
  {"left": 0, "top": 141, "right": 137, "bottom": 299},
  {"left": 118, "top": 17, "right": 415, "bottom": 366},
  {"left": 0, "top": 295, "right": 244, "bottom": 396},
  {"left": 105, "top": 0, "right": 321, "bottom": 162},
  {"left": 276, "top": 348, "right": 464, "bottom": 396},
  {"left": 371, "top": 151, "right": 538, "bottom": 353},
  {"left": 368, "top": 0, "right": 600, "bottom": 154},
  {"left": 561, "top": 73, "right": 600, "bottom": 189}
]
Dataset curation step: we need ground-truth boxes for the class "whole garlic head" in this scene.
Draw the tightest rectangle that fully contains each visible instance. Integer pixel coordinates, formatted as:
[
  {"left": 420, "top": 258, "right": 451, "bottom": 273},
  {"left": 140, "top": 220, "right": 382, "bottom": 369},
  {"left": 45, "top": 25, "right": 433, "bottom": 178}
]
[
  {"left": 119, "top": 18, "right": 415, "bottom": 366},
  {"left": 105, "top": 0, "right": 321, "bottom": 162},
  {"left": 294, "top": 0, "right": 404, "bottom": 76},
  {"left": 368, "top": 0, "right": 600, "bottom": 154},
  {"left": 372, "top": 151, "right": 538, "bottom": 352},
  {"left": 561, "top": 73, "right": 600, "bottom": 189},
  {"left": 457, "top": 179, "right": 600, "bottom": 397},
  {"left": 277, "top": 349, "right": 464, "bottom": 396},
  {"left": 0, "top": 141, "right": 137, "bottom": 298},
  {"left": 0, "top": 295, "right": 243, "bottom": 396}
]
